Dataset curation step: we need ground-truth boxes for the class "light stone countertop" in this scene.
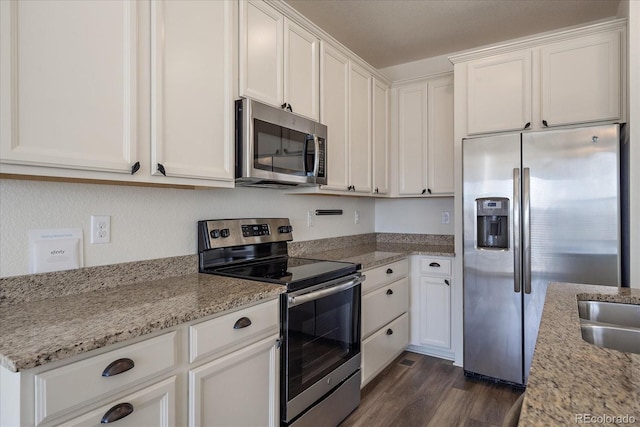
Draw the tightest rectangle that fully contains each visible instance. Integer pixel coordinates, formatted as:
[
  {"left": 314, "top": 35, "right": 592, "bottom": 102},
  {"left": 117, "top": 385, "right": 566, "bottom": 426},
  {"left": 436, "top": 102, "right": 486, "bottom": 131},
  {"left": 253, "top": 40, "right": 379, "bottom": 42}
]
[
  {"left": 519, "top": 282, "right": 640, "bottom": 426},
  {"left": 300, "top": 242, "right": 454, "bottom": 270},
  {"left": 0, "top": 237, "right": 453, "bottom": 373},
  {"left": 0, "top": 274, "right": 284, "bottom": 372}
]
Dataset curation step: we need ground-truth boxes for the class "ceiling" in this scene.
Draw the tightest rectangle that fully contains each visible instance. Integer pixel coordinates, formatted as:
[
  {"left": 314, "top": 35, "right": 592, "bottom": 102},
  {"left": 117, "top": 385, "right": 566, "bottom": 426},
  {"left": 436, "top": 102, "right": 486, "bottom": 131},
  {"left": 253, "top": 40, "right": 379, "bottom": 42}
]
[{"left": 284, "top": 0, "right": 621, "bottom": 69}]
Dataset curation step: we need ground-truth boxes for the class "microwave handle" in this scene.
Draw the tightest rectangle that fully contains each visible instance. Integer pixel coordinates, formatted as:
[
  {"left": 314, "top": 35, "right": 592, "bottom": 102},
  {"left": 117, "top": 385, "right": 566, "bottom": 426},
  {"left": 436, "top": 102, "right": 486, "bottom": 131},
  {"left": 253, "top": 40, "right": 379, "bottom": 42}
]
[{"left": 312, "top": 135, "right": 320, "bottom": 177}]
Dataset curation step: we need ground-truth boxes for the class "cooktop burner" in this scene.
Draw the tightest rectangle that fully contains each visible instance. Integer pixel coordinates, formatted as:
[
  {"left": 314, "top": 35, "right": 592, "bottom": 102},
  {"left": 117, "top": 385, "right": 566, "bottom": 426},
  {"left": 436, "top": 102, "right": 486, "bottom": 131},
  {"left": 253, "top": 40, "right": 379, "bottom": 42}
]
[{"left": 211, "top": 257, "right": 359, "bottom": 291}]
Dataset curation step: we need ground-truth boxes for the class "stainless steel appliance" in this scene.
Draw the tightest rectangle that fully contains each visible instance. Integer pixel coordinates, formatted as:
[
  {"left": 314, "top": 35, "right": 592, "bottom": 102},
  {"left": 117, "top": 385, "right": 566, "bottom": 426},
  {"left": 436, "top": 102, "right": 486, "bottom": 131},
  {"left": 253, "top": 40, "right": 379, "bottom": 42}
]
[
  {"left": 235, "top": 98, "right": 328, "bottom": 188},
  {"left": 198, "top": 218, "right": 362, "bottom": 427},
  {"left": 463, "top": 124, "right": 622, "bottom": 386}
]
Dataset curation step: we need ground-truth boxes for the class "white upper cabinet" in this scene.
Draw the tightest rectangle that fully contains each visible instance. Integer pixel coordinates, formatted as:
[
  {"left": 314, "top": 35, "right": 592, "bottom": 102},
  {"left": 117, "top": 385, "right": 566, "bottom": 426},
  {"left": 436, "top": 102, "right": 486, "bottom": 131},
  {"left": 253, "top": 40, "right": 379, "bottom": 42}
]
[
  {"left": 397, "top": 84, "right": 428, "bottom": 196},
  {"left": 396, "top": 74, "right": 454, "bottom": 197},
  {"left": 150, "top": 0, "right": 234, "bottom": 183},
  {"left": 372, "top": 78, "right": 390, "bottom": 195},
  {"left": 240, "top": 0, "right": 319, "bottom": 121},
  {"left": 427, "top": 76, "right": 454, "bottom": 195},
  {"left": 0, "top": 0, "right": 138, "bottom": 173},
  {"left": 453, "top": 20, "right": 625, "bottom": 135},
  {"left": 284, "top": 18, "right": 320, "bottom": 121},
  {"left": 540, "top": 31, "right": 621, "bottom": 128},
  {"left": 348, "top": 62, "right": 373, "bottom": 194},
  {"left": 320, "top": 43, "right": 350, "bottom": 191},
  {"left": 466, "top": 50, "right": 532, "bottom": 135}
]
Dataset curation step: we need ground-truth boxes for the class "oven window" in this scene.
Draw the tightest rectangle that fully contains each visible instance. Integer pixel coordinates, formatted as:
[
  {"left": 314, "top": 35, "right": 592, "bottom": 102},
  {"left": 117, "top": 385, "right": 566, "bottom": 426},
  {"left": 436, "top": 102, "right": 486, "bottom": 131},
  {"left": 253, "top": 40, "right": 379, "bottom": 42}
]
[
  {"left": 286, "top": 284, "right": 360, "bottom": 401},
  {"left": 253, "top": 119, "right": 314, "bottom": 176}
]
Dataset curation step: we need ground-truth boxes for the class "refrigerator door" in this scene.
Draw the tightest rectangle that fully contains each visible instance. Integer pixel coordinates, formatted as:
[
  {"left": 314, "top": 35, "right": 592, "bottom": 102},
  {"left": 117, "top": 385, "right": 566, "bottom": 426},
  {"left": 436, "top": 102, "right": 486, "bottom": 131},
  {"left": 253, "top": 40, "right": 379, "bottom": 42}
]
[
  {"left": 463, "top": 133, "right": 523, "bottom": 384},
  {"left": 522, "top": 124, "right": 620, "bottom": 381}
]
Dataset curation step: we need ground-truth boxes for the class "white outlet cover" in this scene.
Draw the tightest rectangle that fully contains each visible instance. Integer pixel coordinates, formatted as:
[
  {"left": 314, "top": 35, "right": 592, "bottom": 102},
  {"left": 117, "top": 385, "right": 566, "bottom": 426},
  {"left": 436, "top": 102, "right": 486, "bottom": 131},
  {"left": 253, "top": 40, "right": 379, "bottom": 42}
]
[{"left": 28, "top": 228, "right": 83, "bottom": 274}]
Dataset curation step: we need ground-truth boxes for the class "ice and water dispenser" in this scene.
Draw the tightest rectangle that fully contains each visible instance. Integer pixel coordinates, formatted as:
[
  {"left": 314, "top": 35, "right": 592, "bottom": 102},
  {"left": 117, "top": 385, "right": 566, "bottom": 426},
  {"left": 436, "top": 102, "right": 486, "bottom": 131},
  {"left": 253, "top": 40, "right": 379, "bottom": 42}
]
[{"left": 476, "top": 198, "right": 509, "bottom": 249}]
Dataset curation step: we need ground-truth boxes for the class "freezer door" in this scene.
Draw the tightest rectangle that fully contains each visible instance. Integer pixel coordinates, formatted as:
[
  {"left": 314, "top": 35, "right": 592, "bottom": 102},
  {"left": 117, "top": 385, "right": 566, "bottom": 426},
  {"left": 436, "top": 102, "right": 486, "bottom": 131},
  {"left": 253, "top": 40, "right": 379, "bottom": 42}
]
[
  {"left": 522, "top": 124, "right": 620, "bottom": 381},
  {"left": 463, "top": 133, "right": 523, "bottom": 384}
]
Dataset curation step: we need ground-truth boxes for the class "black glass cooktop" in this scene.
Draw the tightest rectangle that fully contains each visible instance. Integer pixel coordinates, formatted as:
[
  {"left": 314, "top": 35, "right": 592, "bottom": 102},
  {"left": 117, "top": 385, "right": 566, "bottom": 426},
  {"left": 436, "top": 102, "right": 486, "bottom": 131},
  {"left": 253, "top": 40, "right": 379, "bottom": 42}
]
[{"left": 210, "top": 257, "right": 360, "bottom": 291}]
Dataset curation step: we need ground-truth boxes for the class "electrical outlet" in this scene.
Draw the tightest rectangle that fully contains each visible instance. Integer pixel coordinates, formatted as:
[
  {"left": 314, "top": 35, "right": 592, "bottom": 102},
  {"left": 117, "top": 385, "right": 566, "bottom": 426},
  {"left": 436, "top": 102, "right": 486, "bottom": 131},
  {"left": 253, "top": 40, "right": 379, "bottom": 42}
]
[
  {"left": 307, "top": 211, "right": 315, "bottom": 227},
  {"left": 91, "top": 215, "right": 111, "bottom": 244},
  {"left": 441, "top": 211, "right": 451, "bottom": 225},
  {"left": 354, "top": 210, "right": 360, "bottom": 224}
]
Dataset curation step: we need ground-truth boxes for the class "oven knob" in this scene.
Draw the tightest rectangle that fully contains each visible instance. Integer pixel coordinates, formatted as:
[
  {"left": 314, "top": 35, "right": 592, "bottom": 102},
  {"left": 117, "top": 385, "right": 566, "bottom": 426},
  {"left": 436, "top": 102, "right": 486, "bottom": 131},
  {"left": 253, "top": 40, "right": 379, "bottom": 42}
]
[
  {"left": 220, "top": 228, "right": 230, "bottom": 238},
  {"left": 210, "top": 229, "right": 220, "bottom": 239},
  {"left": 242, "top": 230, "right": 250, "bottom": 237}
]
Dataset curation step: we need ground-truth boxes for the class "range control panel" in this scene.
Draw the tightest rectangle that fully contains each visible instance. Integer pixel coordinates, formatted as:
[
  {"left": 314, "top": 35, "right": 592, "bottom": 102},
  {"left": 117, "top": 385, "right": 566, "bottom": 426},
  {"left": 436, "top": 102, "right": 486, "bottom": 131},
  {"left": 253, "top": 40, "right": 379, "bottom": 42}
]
[{"left": 198, "top": 218, "right": 293, "bottom": 251}]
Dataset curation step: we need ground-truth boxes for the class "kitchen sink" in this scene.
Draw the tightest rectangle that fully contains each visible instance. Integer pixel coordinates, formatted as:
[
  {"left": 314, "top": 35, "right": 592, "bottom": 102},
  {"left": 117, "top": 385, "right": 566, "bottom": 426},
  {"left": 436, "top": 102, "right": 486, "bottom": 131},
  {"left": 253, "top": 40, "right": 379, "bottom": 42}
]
[
  {"left": 578, "top": 301, "right": 640, "bottom": 328},
  {"left": 578, "top": 301, "right": 640, "bottom": 354},
  {"left": 580, "top": 324, "right": 640, "bottom": 354}
]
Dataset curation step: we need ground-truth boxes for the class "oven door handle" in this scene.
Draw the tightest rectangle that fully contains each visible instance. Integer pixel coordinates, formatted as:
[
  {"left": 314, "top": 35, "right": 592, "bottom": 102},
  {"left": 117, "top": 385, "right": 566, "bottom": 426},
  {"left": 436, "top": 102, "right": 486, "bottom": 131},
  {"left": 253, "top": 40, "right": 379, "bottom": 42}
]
[{"left": 287, "top": 277, "right": 362, "bottom": 307}]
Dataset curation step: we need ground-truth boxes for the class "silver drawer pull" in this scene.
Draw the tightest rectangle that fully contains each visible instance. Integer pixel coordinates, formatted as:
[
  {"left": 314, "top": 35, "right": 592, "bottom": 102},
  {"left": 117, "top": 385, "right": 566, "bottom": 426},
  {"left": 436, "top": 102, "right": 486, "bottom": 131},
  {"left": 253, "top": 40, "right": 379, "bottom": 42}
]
[
  {"left": 233, "top": 317, "right": 252, "bottom": 329},
  {"left": 102, "top": 358, "right": 134, "bottom": 377},
  {"left": 429, "top": 262, "right": 440, "bottom": 267},
  {"left": 101, "top": 403, "right": 134, "bottom": 424}
]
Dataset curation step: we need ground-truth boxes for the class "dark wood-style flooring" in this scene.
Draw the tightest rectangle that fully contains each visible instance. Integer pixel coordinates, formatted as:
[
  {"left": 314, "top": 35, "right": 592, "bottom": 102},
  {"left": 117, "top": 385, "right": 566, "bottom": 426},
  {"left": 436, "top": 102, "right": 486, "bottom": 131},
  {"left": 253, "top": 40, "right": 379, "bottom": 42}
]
[{"left": 340, "top": 351, "right": 524, "bottom": 427}]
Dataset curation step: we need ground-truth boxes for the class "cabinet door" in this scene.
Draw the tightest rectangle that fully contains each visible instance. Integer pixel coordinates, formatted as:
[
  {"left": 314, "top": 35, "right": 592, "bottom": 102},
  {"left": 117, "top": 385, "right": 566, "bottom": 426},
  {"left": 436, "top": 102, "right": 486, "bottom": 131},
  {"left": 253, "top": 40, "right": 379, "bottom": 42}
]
[
  {"left": 57, "top": 377, "right": 176, "bottom": 427},
  {"left": 397, "top": 84, "right": 427, "bottom": 195},
  {"left": 540, "top": 31, "right": 621, "bottom": 127},
  {"left": 372, "top": 78, "right": 390, "bottom": 195},
  {"left": 320, "top": 43, "right": 350, "bottom": 191},
  {"left": 239, "top": 0, "right": 283, "bottom": 107},
  {"left": 284, "top": 18, "right": 319, "bottom": 121},
  {"left": 467, "top": 50, "right": 532, "bottom": 135},
  {"left": 418, "top": 276, "right": 451, "bottom": 349},
  {"left": 189, "top": 335, "right": 279, "bottom": 427},
  {"left": 348, "top": 63, "right": 372, "bottom": 194},
  {"left": 427, "top": 76, "right": 454, "bottom": 195},
  {"left": 0, "top": 0, "right": 137, "bottom": 173},
  {"left": 150, "top": 0, "right": 234, "bottom": 182}
]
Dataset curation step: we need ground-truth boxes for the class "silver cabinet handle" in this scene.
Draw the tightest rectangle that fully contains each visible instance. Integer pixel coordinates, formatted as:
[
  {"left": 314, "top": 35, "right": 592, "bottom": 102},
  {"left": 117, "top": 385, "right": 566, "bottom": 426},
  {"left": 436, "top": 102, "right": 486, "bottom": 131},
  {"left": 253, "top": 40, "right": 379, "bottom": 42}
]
[
  {"left": 102, "top": 358, "right": 134, "bottom": 377},
  {"left": 523, "top": 167, "right": 531, "bottom": 294},
  {"left": 101, "top": 403, "right": 134, "bottom": 424},
  {"left": 513, "top": 168, "right": 521, "bottom": 293},
  {"left": 233, "top": 317, "right": 252, "bottom": 329}
]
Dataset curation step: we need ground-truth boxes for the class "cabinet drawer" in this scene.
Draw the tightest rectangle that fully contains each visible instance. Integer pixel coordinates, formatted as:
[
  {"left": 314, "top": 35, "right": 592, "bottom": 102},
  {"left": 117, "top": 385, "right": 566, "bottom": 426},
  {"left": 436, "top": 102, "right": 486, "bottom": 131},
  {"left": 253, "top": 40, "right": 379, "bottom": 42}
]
[
  {"left": 362, "top": 277, "right": 409, "bottom": 338},
  {"left": 190, "top": 299, "right": 279, "bottom": 364},
  {"left": 34, "top": 332, "right": 177, "bottom": 425},
  {"left": 419, "top": 257, "right": 451, "bottom": 276},
  {"left": 57, "top": 376, "right": 176, "bottom": 427},
  {"left": 361, "top": 313, "right": 409, "bottom": 386},
  {"left": 362, "top": 259, "right": 408, "bottom": 294}
]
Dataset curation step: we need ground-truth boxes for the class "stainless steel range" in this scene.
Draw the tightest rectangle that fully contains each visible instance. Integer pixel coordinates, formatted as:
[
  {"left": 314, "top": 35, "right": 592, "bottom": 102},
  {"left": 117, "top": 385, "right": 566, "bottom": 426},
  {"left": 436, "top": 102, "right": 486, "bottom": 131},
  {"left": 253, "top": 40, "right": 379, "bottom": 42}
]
[{"left": 198, "top": 218, "right": 363, "bottom": 427}]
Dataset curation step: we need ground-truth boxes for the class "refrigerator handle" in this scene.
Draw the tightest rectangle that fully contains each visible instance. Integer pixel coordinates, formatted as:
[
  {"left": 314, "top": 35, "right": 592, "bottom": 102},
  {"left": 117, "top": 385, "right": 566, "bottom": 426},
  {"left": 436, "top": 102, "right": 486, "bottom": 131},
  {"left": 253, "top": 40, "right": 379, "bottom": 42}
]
[
  {"left": 513, "top": 168, "right": 521, "bottom": 293},
  {"left": 523, "top": 167, "right": 532, "bottom": 294}
]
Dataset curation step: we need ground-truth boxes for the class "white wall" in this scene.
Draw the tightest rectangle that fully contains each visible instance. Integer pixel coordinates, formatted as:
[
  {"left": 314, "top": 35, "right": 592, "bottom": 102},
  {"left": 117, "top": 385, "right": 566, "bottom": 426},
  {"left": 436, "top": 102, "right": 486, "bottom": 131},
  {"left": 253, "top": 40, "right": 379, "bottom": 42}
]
[
  {"left": 375, "top": 197, "right": 454, "bottom": 235},
  {"left": 0, "top": 179, "right": 376, "bottom": 278}
]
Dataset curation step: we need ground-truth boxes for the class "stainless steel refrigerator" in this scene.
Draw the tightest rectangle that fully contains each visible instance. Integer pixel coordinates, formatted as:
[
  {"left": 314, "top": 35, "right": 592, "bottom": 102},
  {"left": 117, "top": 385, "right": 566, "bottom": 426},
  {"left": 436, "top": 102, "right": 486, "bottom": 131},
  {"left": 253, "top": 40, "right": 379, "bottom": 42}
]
[{"left": 463, "top": 124, "right": 621, "bottom": 386}]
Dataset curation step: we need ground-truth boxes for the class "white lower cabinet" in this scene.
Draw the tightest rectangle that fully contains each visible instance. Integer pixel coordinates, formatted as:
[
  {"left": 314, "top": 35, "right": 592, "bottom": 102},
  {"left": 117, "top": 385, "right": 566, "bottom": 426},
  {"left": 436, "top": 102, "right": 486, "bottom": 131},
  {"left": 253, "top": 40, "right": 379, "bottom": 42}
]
[
  {"left": 188, "top": 335, "right": 279, "bottom": 427},
  {"left": 360, "top": 259, "right": 409, "bottom": 387},
  {"left": 0, "top": 299, "right": 280, "bottom": 427},
  {"left": 409, "top": 256, "right": 454, "bottom": 360},
  {"left": 57, "top": 377, "right": 176, "bottom": 427}
]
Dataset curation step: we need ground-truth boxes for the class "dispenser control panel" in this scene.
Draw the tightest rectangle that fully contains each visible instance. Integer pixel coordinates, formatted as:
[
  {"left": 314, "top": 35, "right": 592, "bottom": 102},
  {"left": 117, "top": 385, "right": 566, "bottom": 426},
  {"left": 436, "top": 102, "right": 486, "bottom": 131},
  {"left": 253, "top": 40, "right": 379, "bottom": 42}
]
[{"left": 476, "top": 197, "right": 509, "bottom": 249}]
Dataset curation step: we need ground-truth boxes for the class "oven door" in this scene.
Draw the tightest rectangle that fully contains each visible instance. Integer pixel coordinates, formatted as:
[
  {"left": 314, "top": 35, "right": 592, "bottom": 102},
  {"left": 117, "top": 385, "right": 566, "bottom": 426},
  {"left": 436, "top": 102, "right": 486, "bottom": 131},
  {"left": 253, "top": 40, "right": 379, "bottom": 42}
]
[{"left": 283, "top": 274, "right": 362, "bottom": 423}]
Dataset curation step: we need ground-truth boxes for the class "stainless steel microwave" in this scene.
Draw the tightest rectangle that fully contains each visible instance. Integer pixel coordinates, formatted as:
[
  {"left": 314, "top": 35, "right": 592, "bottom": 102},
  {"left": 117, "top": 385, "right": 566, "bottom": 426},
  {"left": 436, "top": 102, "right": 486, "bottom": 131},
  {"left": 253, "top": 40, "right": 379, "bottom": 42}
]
[{"left": 235, "top": 98, "right": 327, "bottom": 188}]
